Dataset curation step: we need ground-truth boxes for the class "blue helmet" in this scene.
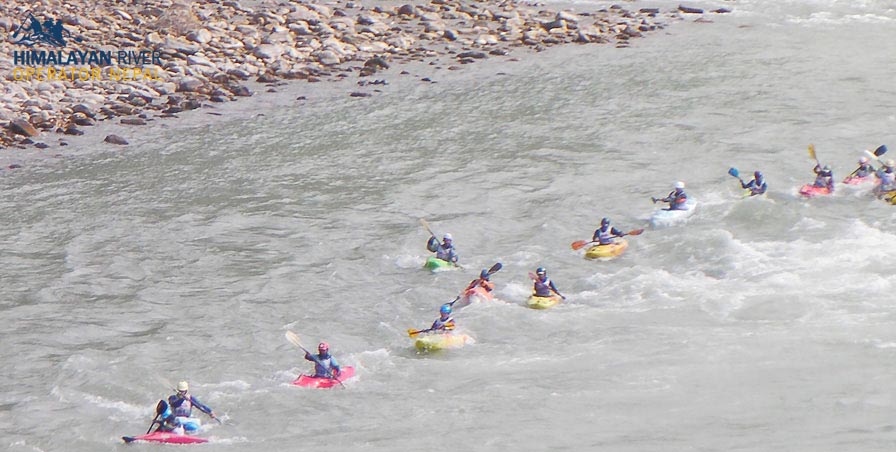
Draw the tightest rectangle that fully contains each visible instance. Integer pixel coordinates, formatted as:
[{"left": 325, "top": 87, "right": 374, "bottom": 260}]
[
  {"left": 440, "top": 304, "right": 451, "bottom": 315},
  {"left": 536, "top": 267, "right": 546, "bottom": 275},
  {"left": 601, "top": 217, "right": 609, "bottom": 226},
  {"left": 754, "top": 171, "right": 763, "bottom": 179}
]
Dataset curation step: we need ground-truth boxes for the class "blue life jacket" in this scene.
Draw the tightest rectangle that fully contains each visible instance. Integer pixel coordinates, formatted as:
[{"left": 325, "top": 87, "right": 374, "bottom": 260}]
[
  {"left": 306, "top": 352, "right": 340, "bottom": 377},
  {"left": 534, "top": 277, "right": 554, "bottom": 297}
]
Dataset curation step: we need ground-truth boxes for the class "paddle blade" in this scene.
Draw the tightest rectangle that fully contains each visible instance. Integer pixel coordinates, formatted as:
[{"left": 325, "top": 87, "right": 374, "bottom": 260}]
[
  {"left": 626, "top": 228, "right": 645, "bottom": 236},
  {"left": 571, "top": 240, "right": 590, "bottom": 250},
  {"left": 875, "top": 145, "right": 888, "bottom": 156},
  {"left": 808, "top": 144, "right": 817, "bottom": 161},
  {"left": 727, "top": 167, "right": 739, "bottom": 178},
  {"left": 123, "top": 436, "right": 138, "bottom": 443},
  {"left": 407, "top": 328, "right": 423, "bottom": 338},
  {"left": 864, "top": 149, "right": 880, "bottom": 161},
  {"left": 487, "top": 262, "right": 502, "bottom": 275},
  {"left": 419, "top": 218, "right": 436, "bottom": 238},
  {"left": 285, "top": 331, "right": 304, "bottom": 349},
  {"left": 527, "top": 271, "right": 538, "bottom": 281}
]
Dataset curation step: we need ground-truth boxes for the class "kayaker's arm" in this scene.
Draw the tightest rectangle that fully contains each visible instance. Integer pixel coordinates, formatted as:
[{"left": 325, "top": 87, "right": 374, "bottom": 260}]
[
  {"left": 549, "top": 281, "right": 565, "bottom": 300},
  {"left": 189, "top": 396, "right": 215, "bottom": 419}
]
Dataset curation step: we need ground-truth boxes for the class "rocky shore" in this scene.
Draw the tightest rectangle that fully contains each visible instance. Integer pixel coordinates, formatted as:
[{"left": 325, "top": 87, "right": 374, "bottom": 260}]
[{"left": 0, "top": 0, "right": 730, "bottom": 153}]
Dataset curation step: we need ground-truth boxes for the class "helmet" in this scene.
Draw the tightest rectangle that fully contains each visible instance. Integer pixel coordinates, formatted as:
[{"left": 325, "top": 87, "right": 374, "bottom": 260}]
[
  {"left": 674, "top": 181, "right": 685, "bottom": 189},
  {"left": 601, "top": 217, "right": 609, "bottom": 226},
  {"left": 440, "top": 304, "right": 452, "bottom": 315},
  {"left": 480, "top": 269, "right": 489, "bottom": 279},
  {"left": 859, "top": 157, "right": 869, "bottom": 164},
  {"left": 536, "top": 267, "right": 546, "bottom": 275},
  {"left": 177, "top": 381, "right": 189, "bottom": 392},
  {"left": 887, "top": 160, "right": 895, "bottom": 168},
  {"left": 318, "top": 342, "right": 329, "bottom": 352},
  {"left": 443, "top": 233, "right": 453, "bottom": 241},
  {"left": 754, "top": 171, "right": 763, "bottom": 179},
  {"left": 822, "top": 165, "right": 831, "bottom": 172}
]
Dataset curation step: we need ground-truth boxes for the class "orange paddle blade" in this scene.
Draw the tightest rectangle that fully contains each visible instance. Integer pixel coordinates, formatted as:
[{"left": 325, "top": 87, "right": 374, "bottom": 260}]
[
  {"left": 627, "top": 229, "right": 645, "bottom": 236},
  {"left": 571, "top": 240, "right": 590, "bottom": 250}
]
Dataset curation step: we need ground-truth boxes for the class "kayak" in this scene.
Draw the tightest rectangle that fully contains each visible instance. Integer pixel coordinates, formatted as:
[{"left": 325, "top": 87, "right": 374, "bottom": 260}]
[
  {"left": 843, "top": 175, "right": 877, "bottom": 185},
  {"left": 414, "top": 332, "right": 471, "bottom": 352},
  {"left": 455, "top": 286, "right": 494, "bottom": 308},
  {"left": 799, "top": 184, "right": 832, "bottom": 197},
  {"left": 291, "top": 366, "right": 355, "bottom": 389},
  {"left": 584, "top": 239, "right": 628, "bottom": 259},
  {"left": 649, "top": 199, "right": 696, "bottom": 228},
  {"left": 527, "top": 294, "right": 561, "bottom": 310},
  {"left": 123, "top": 431, "right": 208, "bottom": 444},
  {"left": 424, "top": 256, "right": 456, "bottom": 271},
  {"left": 881, "top": 191, "right": 896, "bottom": 204}
]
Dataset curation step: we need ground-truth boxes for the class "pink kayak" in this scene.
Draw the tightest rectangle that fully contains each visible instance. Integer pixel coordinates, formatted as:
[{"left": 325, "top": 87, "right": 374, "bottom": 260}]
[
  {"left": 123, "top": 431, "right": 208, "bottom": 444},
  {"left": 799, "top": 184, "right": 832, "bottom": 197},
  {"left": 291, "top": 366, "right": 355, "bottom": 389},
  {"left": 843, "top": 175, "right": 878, "bottom": 185}
]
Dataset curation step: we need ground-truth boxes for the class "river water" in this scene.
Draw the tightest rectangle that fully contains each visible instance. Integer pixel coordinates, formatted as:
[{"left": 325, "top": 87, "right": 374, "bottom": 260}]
[{"left": 3, "top": 1, "right": 896, "bottom": 450}]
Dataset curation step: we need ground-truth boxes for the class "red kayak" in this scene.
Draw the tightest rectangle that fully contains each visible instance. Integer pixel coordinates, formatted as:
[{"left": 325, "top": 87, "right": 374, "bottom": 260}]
[
  {"left": 123, "top": 431, "right": 208, "bottom": 444},
  {"left": 799, "top": 184, "right": 832, "bottom": 197},
  {"left": 843, "top": 175, "right": 878, "bottom": 185},
  {"left": 291, "top": 366, "right": 355, "bottom": 389}
]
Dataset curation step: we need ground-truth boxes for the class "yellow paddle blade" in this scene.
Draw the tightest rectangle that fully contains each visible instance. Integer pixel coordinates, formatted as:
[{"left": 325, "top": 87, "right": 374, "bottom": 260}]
[
  {"left": 285, "top": 331, "right": 303, "bottom": 348},
  {"left": 808, "top": 144, "right": 816, "bottom": 161},
  {"left": 407, "top": 328, "right": 423, "bottom": 338}
]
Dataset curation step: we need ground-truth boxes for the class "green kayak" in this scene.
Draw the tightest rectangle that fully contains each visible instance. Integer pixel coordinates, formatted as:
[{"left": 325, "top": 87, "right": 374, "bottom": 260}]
[{"left": 424, "top": 256, "right": 457, "bottom": 271}]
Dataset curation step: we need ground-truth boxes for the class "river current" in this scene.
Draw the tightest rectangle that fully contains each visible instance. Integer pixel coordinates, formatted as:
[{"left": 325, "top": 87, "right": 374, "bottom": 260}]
[{"left": 3, "top": 1, "right": 896, "bottom": 450}]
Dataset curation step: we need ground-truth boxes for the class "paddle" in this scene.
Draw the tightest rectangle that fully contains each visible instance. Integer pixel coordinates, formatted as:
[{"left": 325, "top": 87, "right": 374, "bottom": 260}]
[
  {"left": 527, "top": 271, "right": 565, "bottom": 299},
  {"left": 808, "top": 143, "right": 819, "bottom": 166},
  {"left": 407, "top": 327, "right": 433, "bottom": 337},
  {"left": 420, "top": 218, "right": 462, "bottom": 269},
  {"left": 843, "top": 145, "right": 888, "bottom": 179},
  {"left": 285, "top": 331, "right": 345, "bottom": 389},
  {"left": 571, "top": 229, "right": 644, "bottom": 251},
  {"left": 728, "top": 167, "right": 745, "bottom": 184}
]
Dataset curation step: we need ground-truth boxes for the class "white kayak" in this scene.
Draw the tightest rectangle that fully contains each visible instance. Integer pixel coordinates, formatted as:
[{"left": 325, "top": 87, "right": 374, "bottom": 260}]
[{"left": 650, "top": 199, "right": 697, "bottom": 227}]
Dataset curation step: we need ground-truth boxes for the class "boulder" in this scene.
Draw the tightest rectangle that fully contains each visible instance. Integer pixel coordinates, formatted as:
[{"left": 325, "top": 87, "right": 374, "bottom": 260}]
[
  {"left": 9, "top": 119, "right": 38, "bottom": 137},
  {"left": 678, "top": 5, "right": 704, "bottom": 14},
  {"left": 104, "top": 134, "right": 129, "bottom": 145}
]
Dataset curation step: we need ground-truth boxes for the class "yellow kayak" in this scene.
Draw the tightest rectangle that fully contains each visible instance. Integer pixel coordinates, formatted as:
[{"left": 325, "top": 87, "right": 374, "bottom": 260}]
[
  {"left": 414, "top": 333, "right": 471, "bottom": 352},
  {"left": 526, "top": 294, "right": 561, "bottom": 310},
  {"left": 584, "top": 239, "right": 628, "bottom": 259}
]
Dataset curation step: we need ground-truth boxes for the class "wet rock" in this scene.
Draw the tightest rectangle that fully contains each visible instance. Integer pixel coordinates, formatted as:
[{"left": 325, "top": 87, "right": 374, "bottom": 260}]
[
  {"left": 443, "top": 29, "right": 459, "bottom": 41},
  {"left": 104, "top": 134, "right": 129, "bottom": 145},
  {"left": 713, "top": 8, "right": 732, "bottom": 13},
  {"left": 678, "top": 5, "right": 704, "bottom": 14},
  {"left": 121, "top": 118, "right": 147, "bottom": 125},
  {"left": 229, "top": 85, "right": 253, "bottom": 97},
  {"left": 458, "top": 51, "right": 487, "bottom": 59},
  {"left": 350, "top": 92, "right": 372, "bottom": 97},
  {"left": 64, "top": 126, "right": 84, "bottom": 136},
  {"left": 35, "top": 142, "right": 49, "bottom": 149},
  {"left": 364, "top": 56, "right": 390, "bottom": 70},
  {"left": 398, "top": 4, "right": 417, "bottom": 16},
  {"left": 8, "top": 119, "right": 38, "bottom": 137}
]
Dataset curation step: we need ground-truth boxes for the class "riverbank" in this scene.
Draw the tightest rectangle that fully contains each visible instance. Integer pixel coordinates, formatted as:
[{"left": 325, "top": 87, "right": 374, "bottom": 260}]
[{"left": 0, "top": 0, "right": 728, "bottom": 163}]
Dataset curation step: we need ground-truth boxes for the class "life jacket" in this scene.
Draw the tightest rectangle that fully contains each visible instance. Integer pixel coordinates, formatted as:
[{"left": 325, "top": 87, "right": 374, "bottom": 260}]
[
  {"left": 436, "top": 243, "right": 455, "bottom": 261},
  {"left": 314, "top": 353, "right": 336, "bottom": 377},
  {"left": 594, "top": 226, "right": 614, "bottom": 245},
  {"left": 432, "top": 316, "right": 455, "bottom": 331},
  {"left": 169, "top": 395, "right": 193, "bottom": 418},
  {"left": 855, "top": 164, "right": 874, "bottom": 178},
  {"left": 534, "top": 278, "right": 553, "bottom": 297}
]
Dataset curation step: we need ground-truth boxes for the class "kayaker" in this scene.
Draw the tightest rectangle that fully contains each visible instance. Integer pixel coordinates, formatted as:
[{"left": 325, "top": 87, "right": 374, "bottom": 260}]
[
  {"left": 876, "top": 160, "right": 896, "bottom": 194},
  {"left": 533, "top": 267, "right": 565, "bottom": 299},
  {"left": 430, "top": 304, "right": 456, "bottom": 332},
  {"left": 592, "top": 217, "right": 624, "bottom": 245},
  {"left": 852, "top": 157, "right": 876, "bottom": 178},
  {"left": 167, "top": 381, "right": 217, "bottom": 431},
  {"left": 304, "top": 342, "right": 342, "bottom": 378},
  {"left": 427, "top": 233, "right": 458, "bottom": 264},
  {"left": 652, "top": 181, "right": 688, "bottom": 211},
  {"left": 740, "top": 171, "right": 767, "bottom": 196},
  {"left": 812, "top": 164, "right": 834, "bottom": 191},
  {"left": 154, "top": 400, "right": 184, "bottom": 434},
  {"left": 465, "top": 269, "right": 495, "bottom": 292}
]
